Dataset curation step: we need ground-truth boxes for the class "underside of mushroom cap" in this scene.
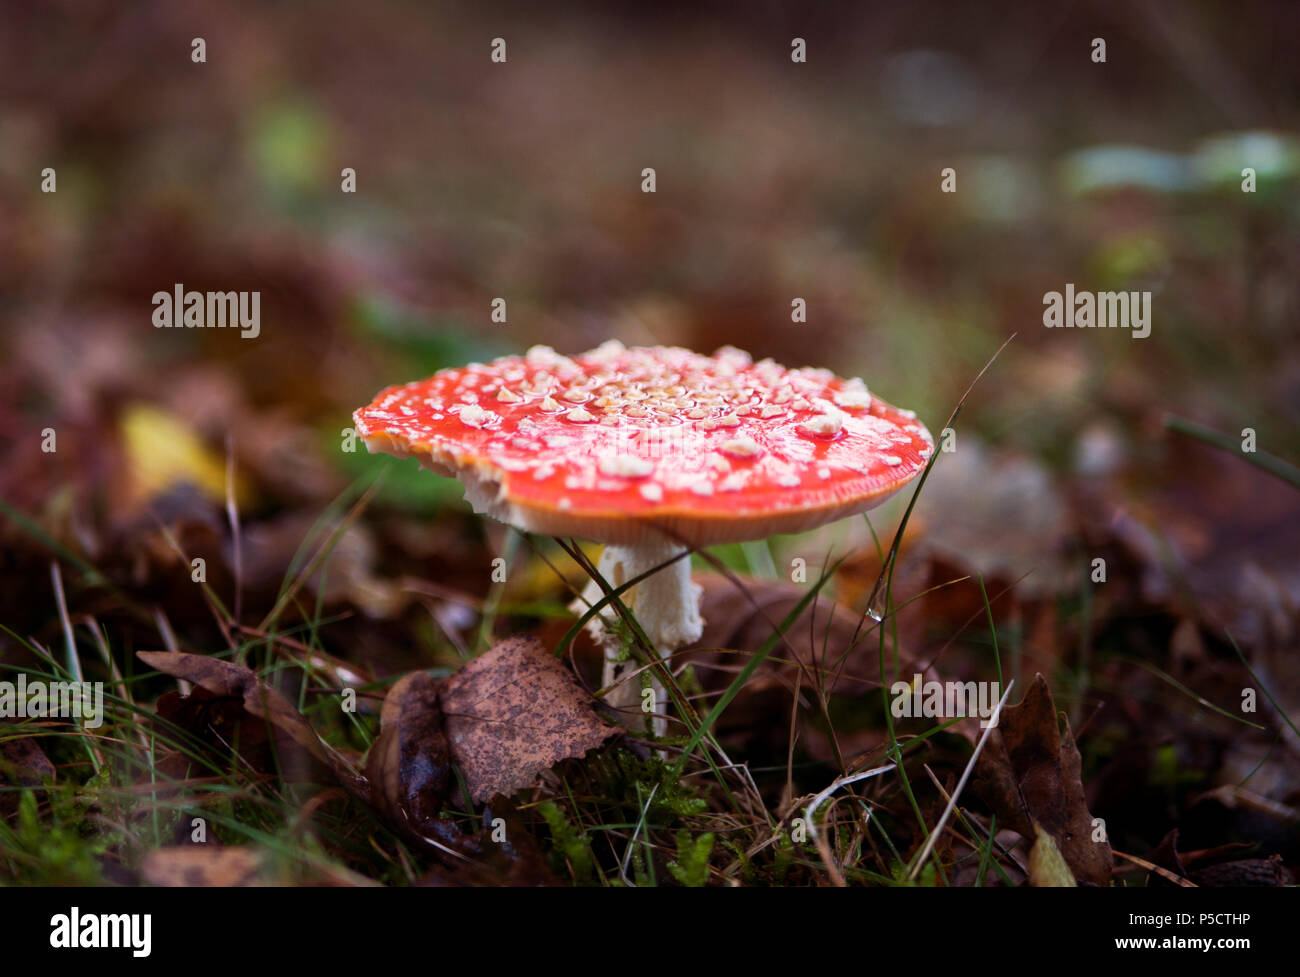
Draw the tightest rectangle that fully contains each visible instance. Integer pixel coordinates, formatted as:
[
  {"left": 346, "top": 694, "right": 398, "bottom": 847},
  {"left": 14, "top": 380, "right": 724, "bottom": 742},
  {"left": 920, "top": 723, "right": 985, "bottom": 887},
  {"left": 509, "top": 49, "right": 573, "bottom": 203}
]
[{"left": 354, "top": 341, "right": 934, "bottom": 546}]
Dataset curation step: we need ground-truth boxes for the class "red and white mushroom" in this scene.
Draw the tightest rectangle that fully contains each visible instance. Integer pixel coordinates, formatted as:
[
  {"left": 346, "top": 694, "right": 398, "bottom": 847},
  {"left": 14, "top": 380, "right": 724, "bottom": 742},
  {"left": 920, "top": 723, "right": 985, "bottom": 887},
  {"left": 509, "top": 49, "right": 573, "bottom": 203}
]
[{"left": 353, "top": 341, "right": 933, "bottom": 734}]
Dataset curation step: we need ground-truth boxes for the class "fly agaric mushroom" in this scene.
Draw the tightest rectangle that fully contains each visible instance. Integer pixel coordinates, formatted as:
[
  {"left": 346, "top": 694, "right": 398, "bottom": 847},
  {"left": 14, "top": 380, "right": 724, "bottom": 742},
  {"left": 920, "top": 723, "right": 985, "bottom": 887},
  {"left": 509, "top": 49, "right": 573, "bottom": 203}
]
[{"left": 353, "top": 341, "right": 933, "bottom": 734}]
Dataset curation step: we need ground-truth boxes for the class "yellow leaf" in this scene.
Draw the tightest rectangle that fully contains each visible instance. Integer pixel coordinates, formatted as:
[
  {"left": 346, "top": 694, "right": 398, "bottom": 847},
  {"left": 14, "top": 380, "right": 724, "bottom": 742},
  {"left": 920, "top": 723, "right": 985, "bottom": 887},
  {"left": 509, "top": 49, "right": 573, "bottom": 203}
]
[
  {"left": 120, "top": 403, "right": 249, "bottom": 507},
  {"left": 1029, "top": 822, "right": 1078, "bottom": 886}
]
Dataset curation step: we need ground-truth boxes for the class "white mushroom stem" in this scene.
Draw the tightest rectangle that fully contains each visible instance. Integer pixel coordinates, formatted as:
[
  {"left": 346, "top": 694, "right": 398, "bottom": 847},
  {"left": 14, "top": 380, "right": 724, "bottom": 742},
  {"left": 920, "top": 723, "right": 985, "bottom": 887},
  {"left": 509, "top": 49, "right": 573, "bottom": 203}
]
[{"left": 576, "top": 538, "right": 703, "bottom": 737}]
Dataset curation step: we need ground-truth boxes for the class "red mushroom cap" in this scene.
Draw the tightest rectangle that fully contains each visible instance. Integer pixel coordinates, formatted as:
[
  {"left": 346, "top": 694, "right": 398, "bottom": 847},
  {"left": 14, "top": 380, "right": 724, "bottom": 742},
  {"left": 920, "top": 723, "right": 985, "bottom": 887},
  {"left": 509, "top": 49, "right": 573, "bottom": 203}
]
[{"left": 353, "top": 342, "right": 933, "bottom": 546}]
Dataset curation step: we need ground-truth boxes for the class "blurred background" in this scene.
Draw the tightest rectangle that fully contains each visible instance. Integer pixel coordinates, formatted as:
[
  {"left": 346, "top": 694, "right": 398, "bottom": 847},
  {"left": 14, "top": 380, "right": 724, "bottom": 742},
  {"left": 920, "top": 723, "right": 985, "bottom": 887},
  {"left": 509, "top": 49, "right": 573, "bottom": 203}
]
[{"left": 1, "top": 0, "right": 1297, "bottom": 872}]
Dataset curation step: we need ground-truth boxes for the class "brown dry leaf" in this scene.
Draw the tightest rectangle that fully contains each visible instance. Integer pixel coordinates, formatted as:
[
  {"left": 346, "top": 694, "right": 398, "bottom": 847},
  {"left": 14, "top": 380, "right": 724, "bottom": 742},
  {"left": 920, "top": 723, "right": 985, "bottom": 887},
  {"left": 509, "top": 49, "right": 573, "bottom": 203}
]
[
  {"left": 972, "top": 673, "right": 1113, "bottom": 885},
  {"left": 1188, "top": 856, "right": 1292, "bottom": 886},
  {"left": 1147, "top": 828, "right": 1292, "bottom": 887},
  {"left": 686, "top": 571, "right": 909, "bottom": 701},
  {"left": 139, "top": 846, "right": 265, "bottom": 886},
  {"left": 421, "top": 799, "right": 557, "bottom": 886},
  {"left": 692, "top": 573, "right": 872, "bottom": 688},
  {"left": 0, "top": 734, "right": 56, "bottom": 786},
  {"left": 152, "top": 684, "right": 274, "bottom": 782},
  {"left": 366, "top": 666, "right": 569, "bottom": 881},
  {"left": 690, "top": 572, "right": 934, "bottom": 692},
  {"left": 137, "top": 651, "right": 366, "bottom": 796},
  {"left": 439, "top": 636, "right": 619, "bottom": 803},
  {"left": 1145, "top": 828, "right": 1191, "bottom": 886},
  {"left": 685, "top": 573, "right": 937, "bottom": 762},
  {"left": 366, "top": 671, "right": 452, "bottom": 832}
]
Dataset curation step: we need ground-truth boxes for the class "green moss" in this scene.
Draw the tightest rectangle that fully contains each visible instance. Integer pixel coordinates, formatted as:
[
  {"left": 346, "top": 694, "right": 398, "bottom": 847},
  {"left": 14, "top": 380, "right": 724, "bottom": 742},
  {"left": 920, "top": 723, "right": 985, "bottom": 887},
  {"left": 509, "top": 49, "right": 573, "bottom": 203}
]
[
  {"left": 667, "top": 829, "right": 715, "bottom": 887},
  {"left": 537, "top": 800, "right": 595, "bottom": 884},
  {"left": 0, "top": 789, "right": 105, "bottom": 884}
]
